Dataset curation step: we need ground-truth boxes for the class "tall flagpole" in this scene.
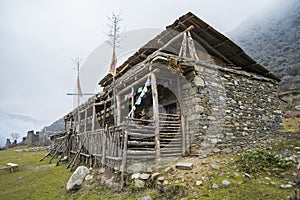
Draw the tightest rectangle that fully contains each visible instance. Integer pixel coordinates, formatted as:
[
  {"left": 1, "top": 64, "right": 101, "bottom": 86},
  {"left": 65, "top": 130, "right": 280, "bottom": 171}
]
[{"left": 107, "top": 13, "right": 122, "bottom": 126}]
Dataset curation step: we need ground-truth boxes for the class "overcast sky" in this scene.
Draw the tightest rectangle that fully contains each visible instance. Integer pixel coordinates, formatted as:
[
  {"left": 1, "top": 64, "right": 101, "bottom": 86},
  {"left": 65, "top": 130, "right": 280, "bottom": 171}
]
[{"left": 0, "top": 0, "right": 280, "bottom": 134}]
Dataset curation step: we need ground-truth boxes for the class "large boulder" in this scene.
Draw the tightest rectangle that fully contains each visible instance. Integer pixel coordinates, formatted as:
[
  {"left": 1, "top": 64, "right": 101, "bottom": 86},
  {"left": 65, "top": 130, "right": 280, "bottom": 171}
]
[{"left": 66, "top": 166, "right": 90, "bottom": 191}]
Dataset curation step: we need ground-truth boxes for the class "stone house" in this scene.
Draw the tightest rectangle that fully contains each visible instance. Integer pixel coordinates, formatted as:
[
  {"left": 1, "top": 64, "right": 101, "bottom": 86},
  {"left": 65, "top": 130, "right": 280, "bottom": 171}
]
[{"left": 63, "top": 12, "right": 282, "bottom": 162}]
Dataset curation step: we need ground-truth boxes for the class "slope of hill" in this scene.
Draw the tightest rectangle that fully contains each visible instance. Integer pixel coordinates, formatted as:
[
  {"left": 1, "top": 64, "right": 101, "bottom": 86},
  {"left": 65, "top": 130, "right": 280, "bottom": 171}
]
[
  {"left": 229, "top": 0, "right": 300, "bottom": 111},
  {"left": 40, "top": 117, "right": 64, "bottom": 136}
]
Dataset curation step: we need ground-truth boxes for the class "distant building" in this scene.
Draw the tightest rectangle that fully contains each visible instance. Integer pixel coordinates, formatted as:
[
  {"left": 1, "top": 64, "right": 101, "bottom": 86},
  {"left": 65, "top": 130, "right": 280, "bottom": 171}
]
[{"left": 25, "top": 130, "right": 40, "bottom": 146}]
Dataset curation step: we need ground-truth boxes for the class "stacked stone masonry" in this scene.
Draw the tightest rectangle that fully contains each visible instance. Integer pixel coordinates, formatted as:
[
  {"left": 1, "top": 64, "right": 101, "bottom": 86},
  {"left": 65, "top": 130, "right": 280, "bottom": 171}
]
[{"left": 180, "top": 62, "right": 282, "bottom": 155}]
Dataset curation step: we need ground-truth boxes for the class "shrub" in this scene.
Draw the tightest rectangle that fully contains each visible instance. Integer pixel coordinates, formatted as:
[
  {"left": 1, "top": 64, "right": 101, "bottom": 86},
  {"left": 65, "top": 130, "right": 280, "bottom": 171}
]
[{"left": 236, "top": 148, "right": 293, "bottom": 175}]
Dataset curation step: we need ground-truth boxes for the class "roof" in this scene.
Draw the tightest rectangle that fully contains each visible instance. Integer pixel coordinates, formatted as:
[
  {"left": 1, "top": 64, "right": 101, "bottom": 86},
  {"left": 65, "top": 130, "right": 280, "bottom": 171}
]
[{"left": 99, "top": 12, "right": 279, "bottom": 87}]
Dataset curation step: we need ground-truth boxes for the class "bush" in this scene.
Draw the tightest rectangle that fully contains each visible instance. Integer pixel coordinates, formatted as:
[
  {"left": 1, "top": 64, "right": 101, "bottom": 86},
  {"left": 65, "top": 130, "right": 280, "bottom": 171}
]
[{"left": 236, "top": 148, "right": 293, "bottom": 175}]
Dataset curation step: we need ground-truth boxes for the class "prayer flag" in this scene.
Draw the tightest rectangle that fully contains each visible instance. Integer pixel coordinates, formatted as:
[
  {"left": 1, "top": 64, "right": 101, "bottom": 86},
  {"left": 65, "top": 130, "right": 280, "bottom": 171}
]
[
  {"left": 77, "top": 75, "right": 83, "bottom": 97},
  {"left": 109, "top": 50, "right": 117, "bottom": 76}
]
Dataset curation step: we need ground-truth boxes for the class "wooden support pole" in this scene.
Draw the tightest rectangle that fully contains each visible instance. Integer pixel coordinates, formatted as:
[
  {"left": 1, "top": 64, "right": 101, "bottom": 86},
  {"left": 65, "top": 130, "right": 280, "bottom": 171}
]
[
  {"left": 131, "top": 87, "right": 134, "bottom": 118},
  {"left": 101, "top": 126, "right": 107, "bottom": 166},
  {"left": 116, "top": 95, "right": 121, "bottom": 125},
  {"left": 92, "top": 103, "right": 96, "bottom": 131},
  {"left": 151, "top": 73, "right": 160, "bottom": 160},
  {"left": 84, "top": 109, "right": 87, "bottom": 133},
  {"left": 121, "top": 128, "right": 128, "bottom": 189},
  {"left": 177, "top": 74, "right": 186, "bottom": 156}
]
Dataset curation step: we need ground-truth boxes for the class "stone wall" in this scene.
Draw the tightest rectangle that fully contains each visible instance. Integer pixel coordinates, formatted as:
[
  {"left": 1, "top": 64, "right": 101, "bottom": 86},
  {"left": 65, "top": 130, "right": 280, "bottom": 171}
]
[{"left": 180, "top": 62, "right": 282, "bottom": 156}]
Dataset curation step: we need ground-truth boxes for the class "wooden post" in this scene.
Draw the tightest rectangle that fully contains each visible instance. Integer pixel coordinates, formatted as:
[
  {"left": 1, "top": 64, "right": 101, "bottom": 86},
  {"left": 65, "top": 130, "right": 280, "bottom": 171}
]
[
  {"left": 131, "top": 87, "right": 134, "bottom": 118},
  {"left": 177, "top": 75, "right": 186, "bottom": 155},
  {"left": 151, "top": 73, "right": 160, "bottom": 160},
  {"left": 102, "top": 102, "right": 107, "bottom": 129},
  {"left": 121, "top": 127, "right": 128, "bottom": 189},
  {"left": 101, "top": 125, "right": 107, "bottom": 166},
  {"left": 92, "top": 103, "right": 96, "bottom": 131},
  {"left": 78, "top": 109, "right": 81, "bottom": 134},
  {"left": 84, "top": 109, "right": 87, "bottom": 133},
  {"left": 116, "top": 95, "right": 121, "bottom": 125}
]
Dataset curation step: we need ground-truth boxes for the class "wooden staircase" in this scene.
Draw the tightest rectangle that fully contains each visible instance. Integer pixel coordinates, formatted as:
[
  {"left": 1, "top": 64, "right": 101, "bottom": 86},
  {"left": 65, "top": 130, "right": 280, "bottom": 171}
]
[{"left": 159, "top": 113, "right": 182, "bottom": 157}]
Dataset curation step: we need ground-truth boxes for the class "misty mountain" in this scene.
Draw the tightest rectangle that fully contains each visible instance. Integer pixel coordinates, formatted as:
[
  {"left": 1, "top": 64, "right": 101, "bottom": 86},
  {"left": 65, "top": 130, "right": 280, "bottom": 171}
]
[
  {"left": 40, "top": 117, "right": 64, "bottom": 136},
  {"left": 229, "top": 0, "right": 300, "bottom": 110},
  {"left": 0, "top": 110, "right": 45, "bottom": 147}
]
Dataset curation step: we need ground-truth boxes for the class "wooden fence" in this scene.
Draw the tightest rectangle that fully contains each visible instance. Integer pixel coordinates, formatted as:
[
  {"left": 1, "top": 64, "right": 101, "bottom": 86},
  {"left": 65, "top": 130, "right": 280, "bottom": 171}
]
[{"left": 51, "top": 114, "right": 182, "bottom": 172}]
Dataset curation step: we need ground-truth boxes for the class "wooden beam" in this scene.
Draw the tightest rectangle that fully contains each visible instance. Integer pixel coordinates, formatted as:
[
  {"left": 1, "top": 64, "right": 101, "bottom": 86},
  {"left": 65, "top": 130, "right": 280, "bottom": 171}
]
[
  {"left": 116, "top": 95, "right": 121, "bottom": 125},
  {"left": 177, "top": 74, "right": 186, "bottom": 156},
  {"left": 151, "top": 73, "right": 161, "bottom": 160},
  {"left": 91, "top": 103, "right": 95, "bottom": 131},
  {"left": 121, "top": 128, "right": 128, "bottom": 189}
]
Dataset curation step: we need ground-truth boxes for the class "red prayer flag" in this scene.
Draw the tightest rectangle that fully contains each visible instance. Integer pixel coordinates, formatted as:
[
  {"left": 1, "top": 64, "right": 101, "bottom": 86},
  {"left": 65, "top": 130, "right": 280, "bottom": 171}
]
[
  {"left": 77, "top": 75, "right": 83, "bottom": 97},
  {"left": 109, "top": 50, "right": 117, "bottom": 76}
]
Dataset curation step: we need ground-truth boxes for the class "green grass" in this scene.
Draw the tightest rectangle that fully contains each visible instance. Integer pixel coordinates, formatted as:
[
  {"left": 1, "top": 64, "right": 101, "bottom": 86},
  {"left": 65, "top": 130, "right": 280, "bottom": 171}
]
[{"left": 0, "top": 147, "right": 70, "bottom": 200}]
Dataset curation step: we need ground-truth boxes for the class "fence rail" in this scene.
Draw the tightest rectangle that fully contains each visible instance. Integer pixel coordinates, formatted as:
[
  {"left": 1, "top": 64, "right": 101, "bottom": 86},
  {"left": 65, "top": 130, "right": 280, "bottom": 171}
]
[{"left": 51, "top": 113, "right": 182, "bottom": 172}]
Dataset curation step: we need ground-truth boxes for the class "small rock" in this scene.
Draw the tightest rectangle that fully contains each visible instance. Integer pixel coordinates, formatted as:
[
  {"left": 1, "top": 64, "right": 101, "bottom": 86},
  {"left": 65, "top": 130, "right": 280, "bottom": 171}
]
[
  {"left": 134, "top": 180, "right": 145, "bottom": 188},
  {"left": 265, "top": 177, "right": 271, "bottom": 180},
  {"left": 196, "top": 181, "right": 203, "bottom": 186},
  {"left": 151, "top": 173, "right": 161, "bottom": 180},
  {"left": 164, "top": 167, "right": 174, "bottom": 173},
  {"left": 175, "top": 162, "right": 193, "bottom": 170},
  {"left": 222, "top": 180, "right": 231, "bottom": 186},
  {"left": 280, "top": 184, "right": 293, "bottom": 189},
  {"left": 66, "top": 166, "right": 90, "bottom": 191},
  {"left": 211, "top": 164, "right": 220, "bottom": 170},
  {"left": 213, "top": 148, "right": 221, "bottom": 153},
  {"left": 294, "top": 147, "right": 300, "bottom": 150},
  {"left": 157, "top": 176, "right": 165, "bottom": 182},
  {"left": 163, "top": 180, "right": 169, "bottom": 185},
  {"left": 131, "top": 173, "right": 141, "bottom": 179},
  {"left": 238, "top": 182, "right": 242, "bottom": 185},
  {"left": 270, "top": 182, "right": 276, "bottom": 185},
  {"left": 84, "top": 175, "right": 93, "bottom": 181},
  {"left": 138, "top": 195, "right": 151, "bottom": 200},
  {"left": 212, "top": 183, "right": 219, "bottom": 189},
  {"left": 98, "top": 168, "right": 105, "bottom": 174},
  {"left": 127, "top": 163, "right": 146, "bottom": 173},
  {"left": 234, "top": 172, "right": 240, "bottom": 177},
  {"left": 222, "top": 148, "right": 232, "bottom": 154},
  {"left": 139, "top": 173, "right": 150, "bottom": 180}
]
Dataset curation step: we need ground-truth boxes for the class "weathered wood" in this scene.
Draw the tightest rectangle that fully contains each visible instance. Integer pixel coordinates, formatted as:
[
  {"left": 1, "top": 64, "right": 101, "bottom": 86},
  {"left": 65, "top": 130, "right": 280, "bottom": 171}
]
[
  {"left": 84, "top": 109, "right": 87, "bottom": 133},
  {"left": 127, "top": 141, "right": 155, "bottom": 146},
  {"left": 92, "top": 103, "right": 96, "bottom": 131},
  {"left": 127, "top": 132, "right": 155, "bottom": 138},
  {"left": 116, "top": 95, "right": 121, "bottom": 125},
  {"left": 101, "top": 126, "right": 107, "bottom": 165},
  {"left": 151, "top": 73, "right": 160, "bottom": 160},
  {"left": 127, "top": 150, "right": 155, "bottom": 155},
  {"left": 121, "top": 129, "right": 128, "bottom": 189},
  {"left": 106, "top": 156, "right": 122, "bottom": 161}
]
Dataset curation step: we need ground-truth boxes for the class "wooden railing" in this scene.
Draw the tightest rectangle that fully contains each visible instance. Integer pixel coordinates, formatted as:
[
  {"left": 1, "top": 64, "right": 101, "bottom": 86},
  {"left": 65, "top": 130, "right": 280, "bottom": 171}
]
[{"left": 51, "top": 113, "right": 182, "bottom": 172}]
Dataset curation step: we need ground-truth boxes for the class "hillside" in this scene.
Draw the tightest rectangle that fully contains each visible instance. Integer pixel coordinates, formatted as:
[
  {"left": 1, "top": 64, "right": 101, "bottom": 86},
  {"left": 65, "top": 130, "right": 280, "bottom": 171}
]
[
  {"left": 40, "top": 117, "right": 64, "bottom": 136},
  {"left": 229, "top": 0, "right": 300, "bottom": 111}
]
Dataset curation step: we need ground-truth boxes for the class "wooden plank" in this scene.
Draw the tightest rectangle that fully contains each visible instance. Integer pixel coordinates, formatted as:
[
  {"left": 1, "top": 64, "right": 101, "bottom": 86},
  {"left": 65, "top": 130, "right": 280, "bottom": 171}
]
[
  {"left": 116, "top": 95, "right": 121, "bottom": 125},
  {"left": 151, "top": 73, "right": 160, "bottom": 160},
  {"left": 127, "top": 150, "right": 155, "bottom": 155},
  {"left": 106, "top": 156, "right": 122, "bottom": 161},
  {"left": 127, "top": 132, "right": 155, "bottom": 138},
  {"left": 127, "top": 141, "right": 155, "bottom": 146},
  {"left": 80, "top": 152, "right": 90, "bottom": 157},
  {"left": 121, "top": 129, "right": 128, "bottom": 189},
  {"left": 92, "top": 103, "right": 96, "bottom": 131}
]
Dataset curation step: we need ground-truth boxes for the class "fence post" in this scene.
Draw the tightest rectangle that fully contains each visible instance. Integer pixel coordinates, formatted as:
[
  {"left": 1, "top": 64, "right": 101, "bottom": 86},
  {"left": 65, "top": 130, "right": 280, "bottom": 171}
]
[{"left": 121, "top": 127, "right": 128, "bottom": 189}]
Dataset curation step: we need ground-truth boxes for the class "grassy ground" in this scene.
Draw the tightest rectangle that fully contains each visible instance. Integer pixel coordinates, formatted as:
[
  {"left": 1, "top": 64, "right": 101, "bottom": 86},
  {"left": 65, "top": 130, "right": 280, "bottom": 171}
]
[
  {"left": 0, "top": 147, "right": 70, "bottom": 200},
  {"left": 0, "top": 118, "right": 299, "bottom": 200}
]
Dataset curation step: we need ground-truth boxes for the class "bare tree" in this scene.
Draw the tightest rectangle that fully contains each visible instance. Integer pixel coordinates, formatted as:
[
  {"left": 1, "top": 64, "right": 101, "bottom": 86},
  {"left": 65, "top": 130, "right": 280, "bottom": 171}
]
[
  {"left": 10, "top": 132, "right": 20, "bottom": 142},
  {"left": 106, "top": 12, "right": 124, "bottom": 49}
]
